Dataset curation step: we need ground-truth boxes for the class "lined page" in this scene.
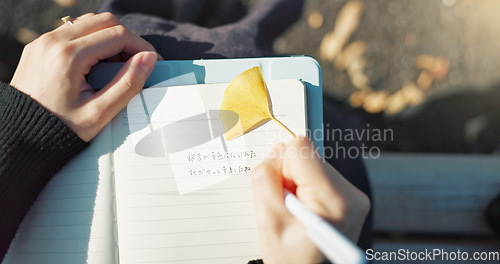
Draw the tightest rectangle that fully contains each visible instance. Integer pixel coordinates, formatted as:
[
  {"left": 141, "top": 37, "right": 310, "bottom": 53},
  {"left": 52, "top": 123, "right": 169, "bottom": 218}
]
[
  {"left": 112, "top": 80, "right": 307, "bottom": 264},
  {"left": 3, "top": 125, "right": 117, "bottom": 264}
]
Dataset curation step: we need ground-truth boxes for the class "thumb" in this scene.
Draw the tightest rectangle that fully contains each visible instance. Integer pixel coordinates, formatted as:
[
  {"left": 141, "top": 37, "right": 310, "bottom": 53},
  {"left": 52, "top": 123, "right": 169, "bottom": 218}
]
[
  {"left": 92, "top": 51, "right": 157, "bottom": 122},
  {"left": 251, "top": 143, "right": 289, "bottom": 223}
]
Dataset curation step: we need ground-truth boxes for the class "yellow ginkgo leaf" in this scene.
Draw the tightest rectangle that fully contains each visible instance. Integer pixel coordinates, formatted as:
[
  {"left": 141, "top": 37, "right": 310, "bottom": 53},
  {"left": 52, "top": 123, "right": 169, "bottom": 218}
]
[{"left": 219, "top": 66, "right": 295, "bottom": 140}]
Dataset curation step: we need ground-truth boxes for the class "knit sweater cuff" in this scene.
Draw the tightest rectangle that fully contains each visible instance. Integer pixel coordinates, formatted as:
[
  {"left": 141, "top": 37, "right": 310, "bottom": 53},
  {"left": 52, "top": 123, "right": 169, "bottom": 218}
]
[{"left": 0, "top": 82, "right": 89, "bottom": 259}]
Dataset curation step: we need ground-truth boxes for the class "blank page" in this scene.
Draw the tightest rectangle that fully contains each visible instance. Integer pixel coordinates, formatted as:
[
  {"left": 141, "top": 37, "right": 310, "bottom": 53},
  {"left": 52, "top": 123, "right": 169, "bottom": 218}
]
[{"left": 112, "top": 79, "right": 307, "bottom": 264}]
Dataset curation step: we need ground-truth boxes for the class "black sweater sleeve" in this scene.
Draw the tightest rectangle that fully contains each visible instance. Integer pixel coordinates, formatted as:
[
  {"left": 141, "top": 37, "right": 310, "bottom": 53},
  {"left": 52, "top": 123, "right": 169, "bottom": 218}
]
[{"left": 0, "top": 82, "right": 89, "bottom": 260}]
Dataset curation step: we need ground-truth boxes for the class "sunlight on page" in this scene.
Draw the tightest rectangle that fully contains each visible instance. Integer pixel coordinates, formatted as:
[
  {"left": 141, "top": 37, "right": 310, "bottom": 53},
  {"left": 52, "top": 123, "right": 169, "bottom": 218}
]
[
  {"left": 127, "top": 87, "right": 248, "bottom": 195},
  {"left": 114, "top": 80, "right": 306, "bottom": 264}
]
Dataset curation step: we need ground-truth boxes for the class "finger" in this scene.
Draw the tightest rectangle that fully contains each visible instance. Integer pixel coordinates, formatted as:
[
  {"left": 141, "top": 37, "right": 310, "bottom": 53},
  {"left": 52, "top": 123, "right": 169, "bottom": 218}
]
[
  {"left": 89, "top": 51, "right": 157, "bottom": 128},
  {"left": 282, "top": 137, "right": 328, "bottom": 186},
  {"left": 282, "top": 137, "right": 347, "bottom": 219},
  {"left": 72, "top": 13, "right": 96, "bottom": 23},
  {"left": 251, "top": 143, "right": 289, "bottom": 221},
  {"left": 62, "top": 12, "right": 121, "bottom": 40},
  {"left": 65, "top": 13, "right": 96, "bottom": 27},
  {"left": 75, "top": 24, "right": 159, "bottom": 68},
  {"left": 57, "top": 13, "right": 96, "bottom": 28}
]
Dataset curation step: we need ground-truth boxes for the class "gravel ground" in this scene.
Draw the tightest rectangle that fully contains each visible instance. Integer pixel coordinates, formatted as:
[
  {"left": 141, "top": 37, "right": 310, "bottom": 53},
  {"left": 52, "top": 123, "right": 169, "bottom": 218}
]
[{"left": 276, "top": 0, "right": 500, "bottom": 98}]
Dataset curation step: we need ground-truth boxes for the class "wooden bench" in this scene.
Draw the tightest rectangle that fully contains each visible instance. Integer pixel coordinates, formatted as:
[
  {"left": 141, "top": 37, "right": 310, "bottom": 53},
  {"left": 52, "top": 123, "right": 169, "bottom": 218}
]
[{"left": 363, "top": 153, "right": 500, "bottom": 263}]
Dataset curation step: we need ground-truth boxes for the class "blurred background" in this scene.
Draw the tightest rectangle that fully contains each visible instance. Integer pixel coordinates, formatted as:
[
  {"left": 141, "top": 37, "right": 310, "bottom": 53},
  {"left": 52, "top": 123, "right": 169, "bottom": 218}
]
[{"left": 1, "top": 0, "right": 499, "bottom": 262}]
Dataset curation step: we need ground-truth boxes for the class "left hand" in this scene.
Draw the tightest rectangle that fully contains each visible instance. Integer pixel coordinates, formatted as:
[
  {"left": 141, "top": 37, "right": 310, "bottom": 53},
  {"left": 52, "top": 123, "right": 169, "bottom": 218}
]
[{"left": 10, "top": 13, "right": 161, "bottom": 141}]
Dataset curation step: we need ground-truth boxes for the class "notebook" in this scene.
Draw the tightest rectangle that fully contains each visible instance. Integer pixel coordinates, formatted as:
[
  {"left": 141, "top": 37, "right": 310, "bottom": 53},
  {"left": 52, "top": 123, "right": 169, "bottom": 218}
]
[{"left": 3, "top": 57, "right": 322, "bottom": 264}]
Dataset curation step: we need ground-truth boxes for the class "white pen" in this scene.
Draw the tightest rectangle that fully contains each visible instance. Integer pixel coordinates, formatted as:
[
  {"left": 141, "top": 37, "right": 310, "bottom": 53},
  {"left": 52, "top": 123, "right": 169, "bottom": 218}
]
[{"left": 284, "top": 190, "right": 367, "bottom": 264}]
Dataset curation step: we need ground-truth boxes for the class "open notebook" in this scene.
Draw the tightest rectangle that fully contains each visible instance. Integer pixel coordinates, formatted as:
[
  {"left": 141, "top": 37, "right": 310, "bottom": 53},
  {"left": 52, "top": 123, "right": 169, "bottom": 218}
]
[{"left": 4, "top": 79, "right": 307, "bottom": 264}]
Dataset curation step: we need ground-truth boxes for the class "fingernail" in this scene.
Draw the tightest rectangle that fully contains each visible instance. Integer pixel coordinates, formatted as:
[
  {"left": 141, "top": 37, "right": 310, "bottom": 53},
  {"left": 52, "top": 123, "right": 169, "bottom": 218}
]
[
  {"left": 139, "top": 52, "right": 157, "bottom": 75},
  {"left": 267, "top": 142, "right": 285, "bottom": 159},
  {"left": 156, "top": 52, "right": 164, "bottom": 61}
]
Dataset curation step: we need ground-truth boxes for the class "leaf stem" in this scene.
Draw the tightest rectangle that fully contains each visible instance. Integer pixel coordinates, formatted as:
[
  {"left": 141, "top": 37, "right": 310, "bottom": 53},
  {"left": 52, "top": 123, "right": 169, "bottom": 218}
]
[{"left": 271, "top": 116, "right": 296, "bottom": 138}]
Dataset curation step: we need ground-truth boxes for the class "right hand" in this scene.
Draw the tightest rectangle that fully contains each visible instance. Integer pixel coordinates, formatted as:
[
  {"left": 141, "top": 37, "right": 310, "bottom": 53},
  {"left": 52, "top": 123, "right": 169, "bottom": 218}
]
[
  {"left": 251, "top": 137, "right": 370, "bottom": 263},
  {"left": 10, "top": 13, "right": 161, "bottom": 142}
]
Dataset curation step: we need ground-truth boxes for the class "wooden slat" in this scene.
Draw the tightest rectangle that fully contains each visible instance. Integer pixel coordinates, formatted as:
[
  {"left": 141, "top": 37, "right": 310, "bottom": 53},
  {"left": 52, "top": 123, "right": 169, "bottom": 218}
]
[
  {"left": 373, "top": 238, "right": 500, "bottom": 264},
  {"left": 364, "top": 153, "right": 500, "bottom": 235}
]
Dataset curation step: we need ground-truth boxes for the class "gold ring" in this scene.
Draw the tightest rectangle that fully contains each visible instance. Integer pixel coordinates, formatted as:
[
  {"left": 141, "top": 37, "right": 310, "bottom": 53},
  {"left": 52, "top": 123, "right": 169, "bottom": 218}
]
[{"left": 61, "top": 16, "right": 73, "bottom": 25}]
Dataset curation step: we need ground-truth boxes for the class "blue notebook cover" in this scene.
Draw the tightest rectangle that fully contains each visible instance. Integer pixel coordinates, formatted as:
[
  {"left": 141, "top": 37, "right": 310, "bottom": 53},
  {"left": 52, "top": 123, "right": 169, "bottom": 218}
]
[{"left": 89, "top": 56, "right": 324, "bottom": 154}]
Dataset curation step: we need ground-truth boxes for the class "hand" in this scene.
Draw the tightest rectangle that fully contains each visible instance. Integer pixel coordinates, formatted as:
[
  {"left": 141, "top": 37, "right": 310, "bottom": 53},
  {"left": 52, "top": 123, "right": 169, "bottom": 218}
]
[
  {"left": 251, "top": 137, "right": 370, "bottom": 264},
  {"left": 10, "top": 13, "right": 161, "bottom": 141}
]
